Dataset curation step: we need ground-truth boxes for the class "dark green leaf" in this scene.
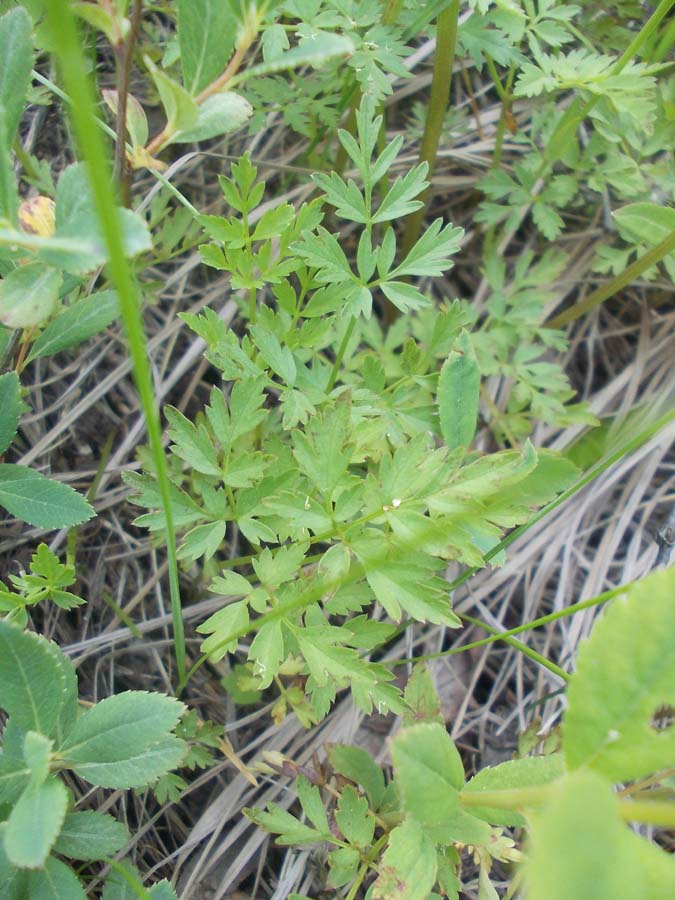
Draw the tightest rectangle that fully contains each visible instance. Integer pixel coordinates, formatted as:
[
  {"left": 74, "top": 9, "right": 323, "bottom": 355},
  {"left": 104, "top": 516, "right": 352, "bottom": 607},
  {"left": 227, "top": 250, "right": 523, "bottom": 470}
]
[
  {"left": 5, "top": 777, "right": 68, "bottom": 868},
  {"left": 26, "top": 290, "right": 120, "bottom": 362},
  {"left": 178, "top": 0, "right": 238, "bottom": 95},
  {"left": 0, "top": 464, "right": 94, "bottom": 528},
  {"left": 0, "top": 371, "right": 22, "bottom": 456},
  {"left": 52, "top": 810, "right": 129, "bottom": 861},
  {"left": 27, "top": 855, "right": 87, "bottom": 899},
  {"left": 0, "top": 621, "right": 70, "bottom": 736},
  {"left": 0, "top": 8, "right": 34, "bottom": 148}
]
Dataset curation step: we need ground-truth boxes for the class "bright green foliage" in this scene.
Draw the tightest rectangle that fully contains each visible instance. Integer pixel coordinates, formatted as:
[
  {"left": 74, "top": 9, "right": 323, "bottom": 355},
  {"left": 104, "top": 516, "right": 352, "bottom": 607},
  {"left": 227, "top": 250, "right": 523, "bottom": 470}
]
[
  {"left": 129, "top": 105, "right": 579, "bottom": 723},
  {"left": 0, "top": 361, "right": 93, "bottom": 529},
  {"left": 0, "top": 543, "right": 84, "bottom": 627},
  {"left": 525, "top": 770, "right": 645, "bottom": 900},
  {"left": 0, "top": 620, "right": 186, "bottom": 893},
  {"left": 251, "top": 563, "right": 675, "bottom": 897},
  {"left": 564, "top": 566, "right": 675, "bottom": 782}
]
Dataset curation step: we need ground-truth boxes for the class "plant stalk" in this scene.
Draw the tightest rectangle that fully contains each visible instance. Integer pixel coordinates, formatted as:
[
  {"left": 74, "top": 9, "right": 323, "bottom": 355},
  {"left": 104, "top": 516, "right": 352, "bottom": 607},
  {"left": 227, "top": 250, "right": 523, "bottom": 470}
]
[{"left": 46, "top": 0, "right": 186, "bottom": 687}]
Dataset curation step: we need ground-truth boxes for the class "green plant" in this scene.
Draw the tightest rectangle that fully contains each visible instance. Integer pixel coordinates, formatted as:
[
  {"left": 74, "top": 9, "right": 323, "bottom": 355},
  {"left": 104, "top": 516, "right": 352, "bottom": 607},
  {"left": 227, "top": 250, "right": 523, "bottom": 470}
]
[
  {"left": 127, "top": 99, "right": 581, "bottom": 718},
  {"left": 248, "top": 567, "right": 675, "bottom": 899},
  {"left": 0, "top": 619, "right": 186, "bottom": 898}
]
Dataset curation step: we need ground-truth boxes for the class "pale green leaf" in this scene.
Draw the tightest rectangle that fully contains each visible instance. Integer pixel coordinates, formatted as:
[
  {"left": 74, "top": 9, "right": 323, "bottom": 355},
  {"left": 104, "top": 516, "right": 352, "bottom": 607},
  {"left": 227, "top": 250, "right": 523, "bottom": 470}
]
[
  {"left": 335, "top": 785, "right": 374, "bottom": 848},
  {"left": 69, "top": 733, "right": 186, "bottom": 789},
  {"left": 0, "top": 834, "right": 28, "bottom": 898},
  {"left": 391, "top": 723, "right": 464, "bottom": 830},
  {"left": 328, "top": 745, "right": 385, "bottom": 810},
  {"left": 0, "top": 464, "right": 94, "bottom": 528},
  {"left": 26, "top": 290, "right": 120, "bottom": 362},
  {"left": 0, "top": 263, "right": 61, "bottom": 329},
  {"left": 197, "top": 600, "right": 249, "bottom": 661},
  {"left": 371, "top": 819, "right": 437, "bottom": 900},
  {"left": 60, "top": 691, "right": 184, "bottom": 769},
  {"left": 524, "top": 770, "right": 643, "bottom": 900},
  {"left": 564, "top": 567, "right": 675, "bottom": 782},
  {"left": 0, "top": 8, "right": 34, "bottom": 148},
  {"left": 145, "top": 56, "right": 198, "bottom": 135},
  {"left": 27, "top": 856, "right": 87, "bottom": 899},
  {"left": 438, "top": 331, "right": 481, "bottom": 450},
  {"left": 178, "top": 0, "right": 237, "bottom": 95},
  {"left": 52, "top": 810, "right": 129, "bottom": 861},
  {"left": 5, "top": 777, "right": 68, "bottom": 868},
  {"left": 464, "top": 753, "right": 565, "bottom": 827},
  {"left": 172, "top": 92, "right": 252, "bottom": 143},
  {"left": 0, "top": 621, "right": 69, "bottom": 736}
]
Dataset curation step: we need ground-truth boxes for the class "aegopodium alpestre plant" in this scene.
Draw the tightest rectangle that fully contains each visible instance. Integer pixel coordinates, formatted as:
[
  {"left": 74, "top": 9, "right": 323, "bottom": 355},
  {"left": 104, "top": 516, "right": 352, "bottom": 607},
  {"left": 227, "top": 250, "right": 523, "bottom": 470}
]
[{"left": 127, "top": 98, "right": 581, "bottom": 719}]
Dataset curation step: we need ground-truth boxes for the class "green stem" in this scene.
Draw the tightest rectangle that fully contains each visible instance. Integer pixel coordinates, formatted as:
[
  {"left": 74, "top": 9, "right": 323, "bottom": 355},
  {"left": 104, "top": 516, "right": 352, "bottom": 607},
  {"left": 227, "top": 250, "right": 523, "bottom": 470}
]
[
  {"left": 547, "top": 228, "right": 675, "bottom": 329},
  {"left": 395, "top": 580, "right": 635, "bottom": 667},
  {"left": 460, "top": 613, "right": 570, "bottom": 682},
  {"left": 399, "top": 0, "right": 460, "bottom": 261},
  {"left": 46, "top": 1, "right": 186, "bottom": 687},
  {"left": 461, "top": 788, "right": 675, "bottom": 829},
  {"left": 326, "top": 315, "right": 357, "bottom": 392}
]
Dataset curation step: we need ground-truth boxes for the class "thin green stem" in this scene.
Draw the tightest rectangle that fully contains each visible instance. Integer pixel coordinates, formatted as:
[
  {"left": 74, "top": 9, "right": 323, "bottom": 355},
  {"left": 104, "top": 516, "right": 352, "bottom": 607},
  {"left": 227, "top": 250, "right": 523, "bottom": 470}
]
[
  {"left": 326, "top": 316, "right": 357, "bottom": 392},
  {"left": 46, "top": 1, "right": 186, "bottom": 687},
  {"left": 547, "top": 228, "right": 675, "bottom": 328},
  {"left": 395, "top": 580, "right": 635, "bottom": 667},
  {"left": 460, "top": 613, "right": 570, "bottom": 682}
]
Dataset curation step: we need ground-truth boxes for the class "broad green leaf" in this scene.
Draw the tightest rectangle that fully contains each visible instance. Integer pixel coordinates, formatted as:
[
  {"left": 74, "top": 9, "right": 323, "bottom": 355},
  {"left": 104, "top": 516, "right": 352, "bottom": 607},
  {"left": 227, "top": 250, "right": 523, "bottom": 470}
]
[
  {"left": 172, "top": 92, "right": 252, "bottom": 143},
  {"left": 26, "top": 290, "right": 120, "bottom": 362},
  {"left": 0, "top": 371, "right": 22, "bottom": 455},
  {"left": 145, "top": 55, "right": 198, "bottom": 135},
  {"left": 463, "top": 753, "right": 565, "bottom": 827},
  {"left": 5, "top": 777, "right": 68, "bottom": 868},
  {"left": 437, "top": 331, "right": 481, "bottom": 450},
  {"left": 0, "top": 464, "right": 94, "bottom": 528},
  {"left": 0, "top": 834, "right": 28, "bottom": 899},
  {"left": 564, "top": 566, "right": 675, "bottom": 782},
  {"left": 235, "top": 33, "right": 354, "bottom": 84},
  {"left": 391, "top": 723, "right": 464, "bottom": 832},
  {"left": 625, "top": 830, "right": 675, "bottom": 900},
  {"left": 39, "top": 163, "right": 151, "bottom": 274},
  {"left": 52, "top": 810, "right": 129, "bottom": 861},
  {"left": 68, "top": 733, "right": 186, "bottom": 789},
  {"left": 524, "top": 770, "right": 643, "bottom": 900},
  {"left": 328, "top": 745, "right": 385, "bottom": 810},
  {"left": 0, "top": 8, "right": 33, "bottom": 148},
  {"left": 60, "top": 691, "right": 185, "bottom": 769},
  {"left": 371, "top": 819, "right": 437, "bottom": 900},
  {"left": 0, "top": 263, "right": 61, "bottom": 329},
  {"left": 335, "top": 785, "right": 374, "bottom": 848},
  {"left": 178, "top": 0, "right": 238, "bottom": 95},
  {"left": 0, "top": 621, "right": 69, "bottom": 736},
  {"left": 27, "top": 856, "right": 87, "bottom": 899}
]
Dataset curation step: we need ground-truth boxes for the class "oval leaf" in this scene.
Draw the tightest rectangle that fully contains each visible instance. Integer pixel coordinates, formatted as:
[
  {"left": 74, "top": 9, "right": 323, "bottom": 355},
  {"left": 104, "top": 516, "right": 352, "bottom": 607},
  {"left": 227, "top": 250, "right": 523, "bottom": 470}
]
[
  {"left": 171, "top": 92, "right": 253, "bottom": 143},
  {"left": 0, "top": 263, "right": 61, "bottom": 329},
  {"left": 438, "top": 331, "right": 480, "bottom": 450},
  {"left": 0, "top": 463, "right": 94, "bottom": 528}
]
